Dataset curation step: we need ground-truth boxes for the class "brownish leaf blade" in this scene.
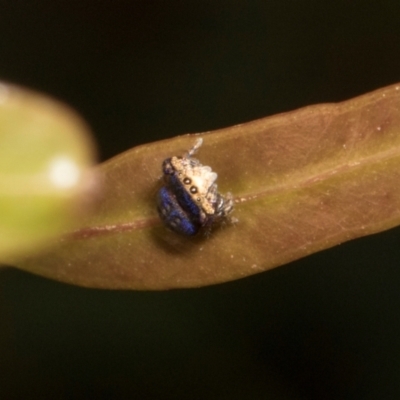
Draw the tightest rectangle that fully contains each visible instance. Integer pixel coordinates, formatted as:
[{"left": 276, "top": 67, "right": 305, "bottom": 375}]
[{"left": 14, "top": 83, "right": 400, "bottom": 289}]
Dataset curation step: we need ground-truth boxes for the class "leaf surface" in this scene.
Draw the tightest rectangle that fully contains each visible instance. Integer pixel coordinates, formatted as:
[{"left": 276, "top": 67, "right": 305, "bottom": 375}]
[
  {"left": 15, "top": 83, "right": 400, "bottom": 289},
  {"left": 0, "top": 83, "right": 96, "bottom": 260}
]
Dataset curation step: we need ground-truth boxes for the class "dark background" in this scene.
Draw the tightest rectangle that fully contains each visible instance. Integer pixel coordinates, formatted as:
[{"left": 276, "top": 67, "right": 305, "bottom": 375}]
[{"left": 1, "top": 1, "right": 400, "bottom": 399}]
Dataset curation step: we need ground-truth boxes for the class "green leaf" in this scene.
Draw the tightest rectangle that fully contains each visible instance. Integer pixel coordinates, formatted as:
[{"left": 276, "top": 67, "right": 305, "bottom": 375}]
[
  {"left": 14, "top": 83, "right": 400, "bottom": 290},
  {"left": 0, "top": 83, "right": 96, "bottom": 260}
]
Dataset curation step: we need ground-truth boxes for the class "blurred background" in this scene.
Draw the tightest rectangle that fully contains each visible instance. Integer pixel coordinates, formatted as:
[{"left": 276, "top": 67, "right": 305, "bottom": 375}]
[{"left": 1, "top": 1, "right": 400, "bottom": 398}]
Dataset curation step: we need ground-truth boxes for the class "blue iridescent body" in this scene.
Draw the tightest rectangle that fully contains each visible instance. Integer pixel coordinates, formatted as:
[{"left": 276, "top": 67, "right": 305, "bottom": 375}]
[{"left": 157, "top": 138, "right": 233, "bottom": 236}]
